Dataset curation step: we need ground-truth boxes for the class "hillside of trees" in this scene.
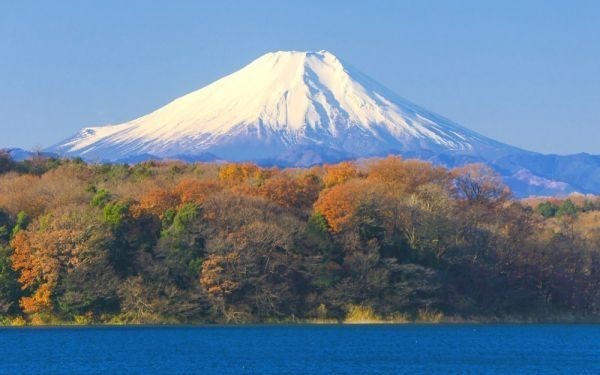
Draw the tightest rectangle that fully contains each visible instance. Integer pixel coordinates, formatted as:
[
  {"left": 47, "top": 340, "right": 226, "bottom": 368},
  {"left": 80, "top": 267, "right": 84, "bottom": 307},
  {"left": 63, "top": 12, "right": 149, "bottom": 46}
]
[{"left": 1, "top": 150, "right": 599, "bottom": 325}]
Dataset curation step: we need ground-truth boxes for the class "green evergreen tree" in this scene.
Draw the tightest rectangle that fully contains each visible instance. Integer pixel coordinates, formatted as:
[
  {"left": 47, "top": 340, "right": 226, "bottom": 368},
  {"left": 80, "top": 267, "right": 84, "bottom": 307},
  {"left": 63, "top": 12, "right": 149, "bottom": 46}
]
[
  {"left": 557, "top": 199, "right": 578, "bottom": 217},
  {"left": 536, "top": 201, "right": 557, "bottom": 218}
]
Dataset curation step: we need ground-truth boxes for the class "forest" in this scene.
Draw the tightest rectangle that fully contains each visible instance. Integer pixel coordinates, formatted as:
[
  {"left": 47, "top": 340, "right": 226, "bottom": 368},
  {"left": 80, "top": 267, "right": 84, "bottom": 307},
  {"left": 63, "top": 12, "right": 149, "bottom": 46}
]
[{"left": 0, "top": 150, "right": 599, "bottom": 325}]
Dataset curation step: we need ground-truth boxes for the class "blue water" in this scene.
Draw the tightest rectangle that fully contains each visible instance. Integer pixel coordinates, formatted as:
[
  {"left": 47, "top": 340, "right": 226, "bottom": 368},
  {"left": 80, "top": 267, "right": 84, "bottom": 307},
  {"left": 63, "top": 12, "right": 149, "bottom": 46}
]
[{"left": 1, "top": 325, "right": 599, "bottom": 374}]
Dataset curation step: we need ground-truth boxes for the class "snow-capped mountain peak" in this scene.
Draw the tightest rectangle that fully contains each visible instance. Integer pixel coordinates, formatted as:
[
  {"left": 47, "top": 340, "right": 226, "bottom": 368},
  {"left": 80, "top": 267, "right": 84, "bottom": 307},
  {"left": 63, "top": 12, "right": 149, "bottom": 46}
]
[{"left": 50, "top": 50, "right": 512, "bottom": 162}]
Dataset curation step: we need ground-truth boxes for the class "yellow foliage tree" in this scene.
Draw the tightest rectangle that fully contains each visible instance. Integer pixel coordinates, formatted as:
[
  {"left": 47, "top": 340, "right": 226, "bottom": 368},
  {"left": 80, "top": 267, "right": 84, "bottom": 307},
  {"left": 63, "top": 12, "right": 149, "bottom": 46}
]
[
  {"left": 323, "top": 161, "right": 358, "bottom": 188},
  {"left": 218, "top": 163, "right": 264, "bottom": 185}
]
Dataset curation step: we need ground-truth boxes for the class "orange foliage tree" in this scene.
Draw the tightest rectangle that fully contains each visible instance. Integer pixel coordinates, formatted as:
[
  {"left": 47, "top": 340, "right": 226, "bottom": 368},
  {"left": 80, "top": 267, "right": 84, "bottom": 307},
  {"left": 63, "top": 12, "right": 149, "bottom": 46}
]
[
  {"left": 314, "top": 179, "right": 377, "bottom": 232},
  {"left": 135, "top": 179, "right": 222, "bottom": 218},
  {"left": 136, "top": 188, "right": 180, "bottom": 218},
  {"left": 175, "top": 179, "right": 222, "bottom": 205},
  {"left": 10, "top": 209, "right": 93, "bottom": 314},
  {"left": 367, "top": 156, "right": 451, "bottom": 194},
  {"left": 257, "top": 173, "right": 321, "bottom": 209}
]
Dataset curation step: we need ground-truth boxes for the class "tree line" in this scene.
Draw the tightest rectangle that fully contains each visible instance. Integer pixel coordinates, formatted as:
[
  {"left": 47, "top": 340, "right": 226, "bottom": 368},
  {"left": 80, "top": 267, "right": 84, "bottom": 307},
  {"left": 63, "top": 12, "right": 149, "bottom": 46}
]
[{"left": 1, "top": 150, "right": 599, "bottom": 324}]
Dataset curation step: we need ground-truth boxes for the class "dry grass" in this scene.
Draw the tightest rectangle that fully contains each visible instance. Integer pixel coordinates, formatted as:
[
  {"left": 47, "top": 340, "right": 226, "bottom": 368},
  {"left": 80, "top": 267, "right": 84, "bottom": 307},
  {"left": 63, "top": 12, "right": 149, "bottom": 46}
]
[
  {"left": 417, "top": 308, "right": 444, "bottom": 323},
  {"left": 344, "top": 305, "right": 382, "bottom": 324}
]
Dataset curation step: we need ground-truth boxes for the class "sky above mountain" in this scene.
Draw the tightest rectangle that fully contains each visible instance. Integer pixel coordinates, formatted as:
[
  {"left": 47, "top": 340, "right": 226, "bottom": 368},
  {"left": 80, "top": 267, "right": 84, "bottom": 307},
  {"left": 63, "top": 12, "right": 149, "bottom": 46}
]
[{"left": 1, "top": 1, "right": 599, "bottom": 154}]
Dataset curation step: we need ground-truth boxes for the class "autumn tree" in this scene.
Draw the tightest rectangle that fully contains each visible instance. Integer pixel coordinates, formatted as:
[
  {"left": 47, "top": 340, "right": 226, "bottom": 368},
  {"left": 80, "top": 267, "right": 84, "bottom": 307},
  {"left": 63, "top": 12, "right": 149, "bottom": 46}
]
[
  {"left": 323, "top": 161, "right": 358, "bottom": 187},
  {"left": 256, "top": 173, "right": 321, "bottom": 210},
  {"left": 201, "top": 220, "right": 307, "bottom": 322},
  {"left": 136, "top": 188, "right": 180, "bottom": 219},
  {"left": 392, "top": 184, "right": 457, "bottom": 263},
  {"left": 452, "top": 164, "right": 510, "bottom": 207},
  {"left": 218, "top": 163, "right": 266, "bottom": 186},
  {"left": 314, "top": 179, "right": 387, "bottom": 233},
  {"left": 0, "top": 164, "right": 91, "bottom": 217},
  {"left": 10, "top": 207, "right": 97, "bottom": 315},
  {"left": 199, "top": 193, "right": 311, "bottom": 322},
  {"left": 367, "top": 156, "right": 451, "bottom": 194},
  {"left": 175, "top": 178, "right": 221, "bottom": 206}
]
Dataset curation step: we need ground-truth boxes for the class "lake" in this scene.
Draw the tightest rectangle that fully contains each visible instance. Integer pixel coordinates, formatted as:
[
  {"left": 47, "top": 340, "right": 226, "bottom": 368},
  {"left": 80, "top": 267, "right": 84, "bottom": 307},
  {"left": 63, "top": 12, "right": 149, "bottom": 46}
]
[{"left": 1, "top": 324, "right": 599, "bottom": 374}]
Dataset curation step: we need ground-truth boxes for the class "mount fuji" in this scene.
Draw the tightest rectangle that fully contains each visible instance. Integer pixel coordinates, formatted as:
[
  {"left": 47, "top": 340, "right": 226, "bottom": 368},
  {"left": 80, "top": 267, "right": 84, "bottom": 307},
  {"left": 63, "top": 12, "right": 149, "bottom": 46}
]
[{"left": 49, "top": 50, "right": 600, "bottom": 197}]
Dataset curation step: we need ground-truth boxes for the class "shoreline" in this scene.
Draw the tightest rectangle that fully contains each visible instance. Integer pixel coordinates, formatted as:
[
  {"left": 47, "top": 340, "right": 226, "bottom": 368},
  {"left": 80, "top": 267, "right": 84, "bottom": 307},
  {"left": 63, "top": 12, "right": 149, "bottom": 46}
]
[{"left": 3, "top": 317, "right": 600, "bottom": 328}]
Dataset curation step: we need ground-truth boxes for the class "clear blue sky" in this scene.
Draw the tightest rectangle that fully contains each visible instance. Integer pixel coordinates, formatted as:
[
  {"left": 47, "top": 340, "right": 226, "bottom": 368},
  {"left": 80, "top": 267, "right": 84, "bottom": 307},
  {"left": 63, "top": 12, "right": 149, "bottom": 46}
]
[{"left": 1, "top": 0, "right": 599, "bottom": 154}]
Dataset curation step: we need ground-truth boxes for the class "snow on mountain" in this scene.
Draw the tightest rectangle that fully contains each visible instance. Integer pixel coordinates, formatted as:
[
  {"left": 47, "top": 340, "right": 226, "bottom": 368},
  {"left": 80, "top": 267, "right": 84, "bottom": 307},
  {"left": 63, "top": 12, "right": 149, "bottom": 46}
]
[{"left": 50, "top": 50, "right": 516, "bottom": 162}]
